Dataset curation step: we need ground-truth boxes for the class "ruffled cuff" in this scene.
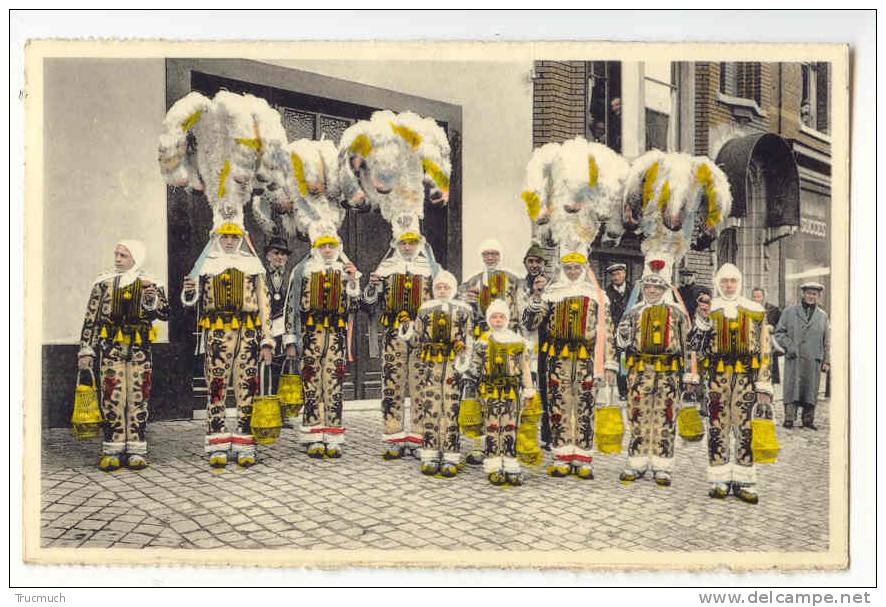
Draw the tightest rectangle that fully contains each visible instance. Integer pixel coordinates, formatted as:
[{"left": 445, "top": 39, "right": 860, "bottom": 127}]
[
  {"left": 282, "top": 334, "right": 296, "bottom": 346},
  {"left": 682, "top": 372, "right": 700, "bottom": 385},
  {"left": 78, "top": 345, "right": 95, "bottom": 358},
  {"left": 604, "top": 360, "right": 619, "bottom": 372},
  {"left": 522, "top": 387, "right": 537, "bottom": 400}
]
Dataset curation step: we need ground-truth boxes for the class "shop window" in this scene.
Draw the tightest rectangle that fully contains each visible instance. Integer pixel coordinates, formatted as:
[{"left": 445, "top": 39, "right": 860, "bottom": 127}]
[
  {"left": 586, "top": 61, "right": 622, "bottom": 152},
  {"left": 644, "top": 62, "right": 680, "bottom": 151}
]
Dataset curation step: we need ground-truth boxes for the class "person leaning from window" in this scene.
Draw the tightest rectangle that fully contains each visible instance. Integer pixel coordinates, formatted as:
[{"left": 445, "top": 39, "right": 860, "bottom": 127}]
[{"left": 78, "top": 240, "right": 169, "bottom": 471}]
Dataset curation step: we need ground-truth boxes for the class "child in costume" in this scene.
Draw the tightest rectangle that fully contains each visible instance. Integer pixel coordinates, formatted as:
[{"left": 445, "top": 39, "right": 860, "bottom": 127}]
[
  {"left": 78, "top": 240, "right": 169, "bottom": 471},
  {"left": 399, "top": 270, "right": 472, "bottom": 477},
  {"left": 464, "top": 299, "right": 536, "bottom": 486},
  {"left": 458, "top": 238, "right": 522, "bottom": 465}
]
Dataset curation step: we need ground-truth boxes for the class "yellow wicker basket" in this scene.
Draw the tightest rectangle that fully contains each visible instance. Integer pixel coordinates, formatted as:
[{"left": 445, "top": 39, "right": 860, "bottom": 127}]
[
  {"left": 458, "top": 398, "right": 483, "bottom": 439},
  {"left": 677, "top": 405, "right": 705, "bottom": 442},
  {"left": 595, "top": 405, "right": 624, "bottom": 454},
  {"left": 277, "top": 359, "right": 304, "bottom": 418},
  {"left": 71, "top": 369, "right": 103, "bottom": 440},
  {"left": 751, "top": 418, "right": 779, "bottom": 464},
  {"left": 516, "top": 392, "right": 542, "bottom": 466},
  {"left": 251, "top": 363, "right": 282, "bottom": 445}
]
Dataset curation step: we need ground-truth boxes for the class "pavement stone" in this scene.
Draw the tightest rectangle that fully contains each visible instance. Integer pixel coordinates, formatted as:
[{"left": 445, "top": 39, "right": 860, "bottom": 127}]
[{"left": 40, "top": 398, "right": 830, "bottom": 553}]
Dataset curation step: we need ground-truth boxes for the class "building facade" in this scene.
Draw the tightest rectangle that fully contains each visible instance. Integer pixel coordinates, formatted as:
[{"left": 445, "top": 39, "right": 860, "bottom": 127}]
[{"left": 532, "top": 60, "right": 831, "bottom": 310}]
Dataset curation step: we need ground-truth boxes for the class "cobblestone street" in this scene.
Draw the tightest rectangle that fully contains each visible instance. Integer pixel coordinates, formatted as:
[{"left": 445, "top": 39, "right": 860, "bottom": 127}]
[{"left": 40, "top": 398, "right": 830, "bottom": 553}]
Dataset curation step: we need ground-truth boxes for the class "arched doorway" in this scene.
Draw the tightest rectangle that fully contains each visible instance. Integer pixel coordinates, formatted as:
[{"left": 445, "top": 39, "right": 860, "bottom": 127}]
[{"left": 716, "top": 133, "right": 800, "bottom": 302}]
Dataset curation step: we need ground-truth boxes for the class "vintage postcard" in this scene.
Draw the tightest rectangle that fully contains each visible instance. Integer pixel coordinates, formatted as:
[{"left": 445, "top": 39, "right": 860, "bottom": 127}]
[{"left": 22, "top": 39, "right": 850, "bottom": 571}]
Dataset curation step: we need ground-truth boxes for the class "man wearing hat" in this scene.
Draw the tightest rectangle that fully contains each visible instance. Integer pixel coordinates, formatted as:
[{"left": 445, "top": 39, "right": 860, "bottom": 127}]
[
  {"left": 773, "top": 283, "right": 830, "bottom": 430},
  {"left": 604, "top": 262, "right": 631, "bottom": 399},
  {"left": 677, "top": 268, "right": 701, "bottom": 321},
  {"left": 263, "top": 236, "right": 292, "bottom": 360},
  {"left": 616, "top": 260, "right": 694, "bottom": 487},
  {"left": 364, "top": 216, "right": 435, "bottom": 459}
]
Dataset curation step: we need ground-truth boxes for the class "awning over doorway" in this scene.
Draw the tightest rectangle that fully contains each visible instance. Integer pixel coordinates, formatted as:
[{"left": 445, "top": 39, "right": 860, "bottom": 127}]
[{"left": 715, "top": 133, "right": 800, "bottom": 228}]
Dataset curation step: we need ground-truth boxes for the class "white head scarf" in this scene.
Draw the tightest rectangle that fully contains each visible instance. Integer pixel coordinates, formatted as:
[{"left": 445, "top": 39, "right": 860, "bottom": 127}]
[
  {"left": 199, "top": 232, "right": 266, "bottom": 277},
  {"left": 433, "top": 270, "right": 458, "bottom": 297},
  {"left": 116, "top": 240, "right": 146, "bottom": 287},
  {"left": 478, "top": 238, "right": 503, "bottom": 269},
  {"left": 95, "top": 239, "right": 151, "bottom": 287},
  {"left": 711, "top": 262, "right": 761, "bottom": 318},
  {"left": 485, "top": 298, "right": 522, "bottom": 344}
]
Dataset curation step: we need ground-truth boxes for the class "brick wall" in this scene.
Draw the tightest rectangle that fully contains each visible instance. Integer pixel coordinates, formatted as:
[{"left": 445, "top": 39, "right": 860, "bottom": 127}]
[
  {"left": 773, "top": 62, "right": 831, "bottom": 156},
  {"left": 532, "top": 61, "right": 587, "bottom": 147}
]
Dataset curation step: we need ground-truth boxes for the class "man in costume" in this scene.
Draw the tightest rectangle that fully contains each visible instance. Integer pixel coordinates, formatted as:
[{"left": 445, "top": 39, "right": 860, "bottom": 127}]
[
  {"left": 284, "top": 221, "right": 361, "bottom": 458},
  {"left": 400, "top": 270, "right": 472, "bottom": 477},
  {"left": 524, "top": 248, "right": 618, "bottom": 479},
  {"left": 364, "top": 222, "right": 435, "bottom": 459},
  {"left": 459, "top": 238, "right": 522, "bottom": 465},
  {"left": 604, "top": 262, "right": 632, "bottom": 400},
  {"left": 460, "top": 239, "right": 522, "bottom": 336},
  {"left": 688, "top": 263, "right": 773, "bottom": 504},
  {"left": 182, "top": 222, "right": 273, "bottom": 469},
  {"left": 616, "top": 261, "right": 694, "bottom": 487},
  {"left": 773, "top": 283, "right": 830, "bottom": 430},
  {"left": 78, "top": 240, "right": 169, "bottom": 471},
  {"left": 465, "top": 299, "right": 536, "bottom": 486}
]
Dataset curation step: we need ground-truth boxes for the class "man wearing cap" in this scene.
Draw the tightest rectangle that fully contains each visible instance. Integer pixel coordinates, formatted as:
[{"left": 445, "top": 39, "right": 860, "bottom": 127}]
[
  {"left": 678, "top": 269, "right": 701, "bottom": 321},
  {"left": 688, "top": 263, "right": 773, "bottom": 504},
  {"left": 616, "top": 260, "right": 694, "bottom": 487},
  {"left": 459, "top": 238, "right": 522, "bottom": 464},
  {"left": 284, "top": 221, "right": 361, "bottom": 459},
  {"left": 521, "top": 243, "right": 551, "bottom": 445},
  {"left": 78, "top": 240, "right": 169, "bottom": 471},
  {"left": 773, "top": 283, "right": 830, "bottom": 430},
  {"left": 604, "top": 262, "right": 631, "bottom": 400},
  {"left": 364, "top": 218, "right": 435, "bottom": 459},
  {"left": 524, "top": 248, "right": 618, "bottom": 479},
  {"left": 182, "top": 222, "right": 274, "bottom": 469}
]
